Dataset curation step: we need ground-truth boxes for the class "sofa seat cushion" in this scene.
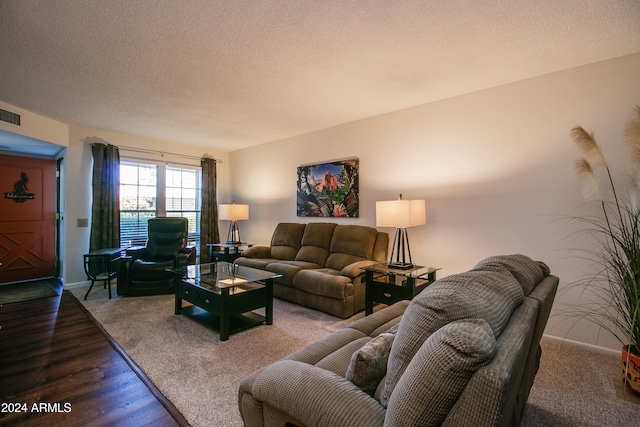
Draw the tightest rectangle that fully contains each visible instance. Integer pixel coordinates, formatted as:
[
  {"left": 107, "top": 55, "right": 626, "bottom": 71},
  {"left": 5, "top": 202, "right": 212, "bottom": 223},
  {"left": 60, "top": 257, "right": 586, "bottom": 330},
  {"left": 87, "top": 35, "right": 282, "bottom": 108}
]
[
  {"left": 384, "top": 319, "right": 496, "bottom": 426},
  {"left": 235, "top": 257, "right": 280, "bottom": 270},
  {"left": 293, "top": 268, "right": 353, "bottom": 300},
  {"left": 265, "top": 261, "right": 323, "bottom": 286},
  {"left": 381, "top": 267, "right": 523, "bottom": 406},
  {"left": 473, "top": 254, "right": 548, "bottom": 295},
  {"left": 285, "top": 327, "right": 369, "bottom": 365},
  {"left": 348, "top": 300, "right": 409, "bottom": 337},
  {"left": 315, "top": 336, "right": 372, "bottom": 377}
]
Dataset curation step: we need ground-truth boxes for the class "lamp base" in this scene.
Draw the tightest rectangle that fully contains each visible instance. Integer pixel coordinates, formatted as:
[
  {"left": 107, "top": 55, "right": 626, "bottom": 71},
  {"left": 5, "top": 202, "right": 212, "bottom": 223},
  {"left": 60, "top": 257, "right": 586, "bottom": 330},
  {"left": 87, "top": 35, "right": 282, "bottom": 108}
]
[
  {"left": 226, "top": 221, "right": 241, "bottom": 245},
  {"left": 387, "top": 228, "right": 416, "bottom": 270},
  {"left": 387, "top": 262, "right": 415, "bottom": 270}
]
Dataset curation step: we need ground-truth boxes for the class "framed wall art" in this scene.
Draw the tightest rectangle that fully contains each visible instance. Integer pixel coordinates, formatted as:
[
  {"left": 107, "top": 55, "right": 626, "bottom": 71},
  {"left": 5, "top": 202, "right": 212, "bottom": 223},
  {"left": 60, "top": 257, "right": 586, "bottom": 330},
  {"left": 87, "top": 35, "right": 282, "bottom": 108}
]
[{"left": 297, "top": 157, "right": 359, "bottom": 217}]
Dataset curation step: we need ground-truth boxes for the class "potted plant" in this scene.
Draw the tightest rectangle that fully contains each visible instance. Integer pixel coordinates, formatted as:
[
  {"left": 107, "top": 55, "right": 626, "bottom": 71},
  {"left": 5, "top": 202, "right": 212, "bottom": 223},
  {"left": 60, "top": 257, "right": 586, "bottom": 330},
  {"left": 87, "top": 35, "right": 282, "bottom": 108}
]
[{"left": 565, "top": 106, "right": 640, "bottom": 393}]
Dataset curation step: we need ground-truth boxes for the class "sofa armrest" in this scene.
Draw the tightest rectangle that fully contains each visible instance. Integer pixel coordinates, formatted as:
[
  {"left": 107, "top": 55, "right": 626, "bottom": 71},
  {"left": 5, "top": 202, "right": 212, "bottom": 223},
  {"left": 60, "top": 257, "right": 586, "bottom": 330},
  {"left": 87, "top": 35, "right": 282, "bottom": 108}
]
[
  {"left": 240, "top": 245, "right": 272, "bottom": 258},
  {"left": 252, "top": 360, "right": 386, "bottom": 427},
  {"left": 341, "top": 260, "right": 378, "bottom": 279}
]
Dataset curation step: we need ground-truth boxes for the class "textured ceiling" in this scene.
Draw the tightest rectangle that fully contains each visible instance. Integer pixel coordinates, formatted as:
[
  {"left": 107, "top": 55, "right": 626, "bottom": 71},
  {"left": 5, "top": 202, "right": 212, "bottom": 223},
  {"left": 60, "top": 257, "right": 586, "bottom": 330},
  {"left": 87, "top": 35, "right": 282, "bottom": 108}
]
[{"left": 1, "top": 0, "right": 639, "bottom": 152}]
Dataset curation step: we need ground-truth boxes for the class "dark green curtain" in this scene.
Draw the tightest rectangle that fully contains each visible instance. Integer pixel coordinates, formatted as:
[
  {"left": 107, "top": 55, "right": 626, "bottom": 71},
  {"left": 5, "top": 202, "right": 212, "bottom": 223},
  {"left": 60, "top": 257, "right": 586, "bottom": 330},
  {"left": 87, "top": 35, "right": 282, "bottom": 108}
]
[
  {"left": 199, "top": 157, "right": 220, "bottom": 263},
  {"left": 90, "top": 143, "right": 120, "bottom": 252}
]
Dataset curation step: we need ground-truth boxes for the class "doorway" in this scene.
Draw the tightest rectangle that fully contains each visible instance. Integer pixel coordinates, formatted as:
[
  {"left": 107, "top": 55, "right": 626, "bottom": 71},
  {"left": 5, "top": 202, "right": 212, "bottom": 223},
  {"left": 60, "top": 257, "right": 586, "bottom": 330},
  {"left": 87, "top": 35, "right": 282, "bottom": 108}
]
[{"left": 0, "top": 155, "right": 58, "bottom": 283}]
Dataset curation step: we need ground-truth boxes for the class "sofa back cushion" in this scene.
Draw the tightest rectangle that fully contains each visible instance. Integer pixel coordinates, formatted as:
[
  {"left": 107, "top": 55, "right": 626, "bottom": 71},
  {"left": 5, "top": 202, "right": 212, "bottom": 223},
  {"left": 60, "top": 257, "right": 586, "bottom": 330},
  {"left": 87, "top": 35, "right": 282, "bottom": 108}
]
[
  {"left": 270, "top": 223, "right": 306, "bottom": 260},
  {"left": 325, "top": 225, "right": 379, "bottom": 271},
  {"left": 380, "top": 267, "right": 524, "bottom": 406},
  {"left": 473, "top": 254, "right": 548, "bottom": 295},
  {"left": 372, "top": 232, "right": 390, "bottom": 264},
  {"left": 295, "top": 222, "right": 337, "bottom": 266},
  {"left": 384, "top": 319, "right": 496, "bottom": 426}
]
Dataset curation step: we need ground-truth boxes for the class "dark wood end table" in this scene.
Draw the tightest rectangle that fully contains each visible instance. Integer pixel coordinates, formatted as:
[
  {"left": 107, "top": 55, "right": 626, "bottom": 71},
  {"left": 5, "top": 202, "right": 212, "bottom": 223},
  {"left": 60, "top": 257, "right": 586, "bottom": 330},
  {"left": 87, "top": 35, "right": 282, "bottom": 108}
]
[
  {"left": 362, "top": 264, "right": 440, "bottom": 315},
  {"left": 83, "top": 247, "right": 122, "bottom": 300},
  {"left": 207, "top": 242, "right": 254, "bottom": 263}
]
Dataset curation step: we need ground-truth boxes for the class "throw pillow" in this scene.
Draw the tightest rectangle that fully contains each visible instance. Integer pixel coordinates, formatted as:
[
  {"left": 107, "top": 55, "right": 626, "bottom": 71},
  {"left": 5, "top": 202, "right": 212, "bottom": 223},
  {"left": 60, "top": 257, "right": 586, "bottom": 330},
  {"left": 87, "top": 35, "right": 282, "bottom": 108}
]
[
  {"left": 345, "top": 332, "right": 395, "bottom": 395},
  {"left": 384, "top": 319, "right": 496, "bottom": 427}
]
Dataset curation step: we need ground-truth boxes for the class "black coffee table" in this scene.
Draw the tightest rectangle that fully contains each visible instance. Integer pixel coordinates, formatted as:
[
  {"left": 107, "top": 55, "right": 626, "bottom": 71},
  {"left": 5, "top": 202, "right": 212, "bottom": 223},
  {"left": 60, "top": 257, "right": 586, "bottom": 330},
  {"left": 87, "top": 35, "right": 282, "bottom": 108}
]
[{"left": 169, "top": 262, "right": 281, "bottom": 341}]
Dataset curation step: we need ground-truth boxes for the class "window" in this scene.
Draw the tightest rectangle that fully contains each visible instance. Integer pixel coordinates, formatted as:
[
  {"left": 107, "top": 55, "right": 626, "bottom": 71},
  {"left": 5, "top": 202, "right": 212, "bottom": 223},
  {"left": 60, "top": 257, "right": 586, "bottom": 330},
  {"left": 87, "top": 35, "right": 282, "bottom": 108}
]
[
  {"left": 120, "top": 161, "right": 201, "bottom": 253},
  {"left": 166, "top": 166, "right": 200, "bottom": 249}
]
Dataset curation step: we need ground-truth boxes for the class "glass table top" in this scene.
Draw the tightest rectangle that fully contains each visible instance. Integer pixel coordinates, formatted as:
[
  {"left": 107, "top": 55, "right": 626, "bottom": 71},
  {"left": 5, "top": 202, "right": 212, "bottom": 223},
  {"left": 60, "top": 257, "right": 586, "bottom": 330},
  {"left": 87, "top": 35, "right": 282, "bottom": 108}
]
[
  {"left": 361, "top": 263, "right": 440, "bottom": 279},
  {"left": 168, "top": 262, "right": 282, "bottom": 289}
]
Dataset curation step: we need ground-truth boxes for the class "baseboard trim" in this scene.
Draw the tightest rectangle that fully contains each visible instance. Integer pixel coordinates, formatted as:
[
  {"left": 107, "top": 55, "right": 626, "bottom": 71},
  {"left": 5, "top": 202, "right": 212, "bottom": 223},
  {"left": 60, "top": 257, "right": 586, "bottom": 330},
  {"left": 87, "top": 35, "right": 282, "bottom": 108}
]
[
  {"left": 64, "top": 279, "right": 119, "bottom": 290},
  {"left": 63, "top": 281, "right": 92, "bottom": 289},
  {"left": 542, "top": 333, "right": 619, "bottom": 356}
]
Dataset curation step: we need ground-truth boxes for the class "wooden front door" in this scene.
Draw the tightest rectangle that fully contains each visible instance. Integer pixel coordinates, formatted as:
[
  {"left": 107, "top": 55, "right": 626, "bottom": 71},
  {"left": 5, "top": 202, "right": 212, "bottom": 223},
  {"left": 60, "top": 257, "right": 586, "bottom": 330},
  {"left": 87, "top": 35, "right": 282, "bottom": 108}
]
[{"left": 0, "top": 155, "right": 57, "bottom": 283}]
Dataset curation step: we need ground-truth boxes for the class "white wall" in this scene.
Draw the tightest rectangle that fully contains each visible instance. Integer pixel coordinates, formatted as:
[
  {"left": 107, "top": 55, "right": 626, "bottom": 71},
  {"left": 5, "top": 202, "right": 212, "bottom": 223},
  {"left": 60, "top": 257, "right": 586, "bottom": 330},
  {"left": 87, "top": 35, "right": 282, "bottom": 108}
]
[
  {"left": 0, "top": 100, "right": 69, "bottom": 147},
  {"left": 63, "top": 125, "right": 231, "bottom": 285},
  {"left": 230, "top": 52, "right": 640, "bottom": 351}
]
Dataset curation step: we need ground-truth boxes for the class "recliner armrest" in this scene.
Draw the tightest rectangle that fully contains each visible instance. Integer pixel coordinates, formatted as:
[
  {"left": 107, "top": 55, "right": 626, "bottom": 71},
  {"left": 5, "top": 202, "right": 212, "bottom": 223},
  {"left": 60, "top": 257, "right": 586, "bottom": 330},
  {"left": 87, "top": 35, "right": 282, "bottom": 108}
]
[
  {"left": 252, "top": 360, "right": 386, "bottom": 427},
  {"left": 177, "top": 246, "right": 196, "bottom": 266},
  {"left": 125, "top": 246, "right": 147, "bottom": 259}
]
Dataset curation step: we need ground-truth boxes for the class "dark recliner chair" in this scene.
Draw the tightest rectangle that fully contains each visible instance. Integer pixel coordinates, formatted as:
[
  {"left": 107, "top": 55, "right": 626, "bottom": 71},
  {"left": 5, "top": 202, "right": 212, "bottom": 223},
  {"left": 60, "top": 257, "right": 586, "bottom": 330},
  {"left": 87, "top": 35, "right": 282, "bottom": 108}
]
[{"left": 117, "top": 217, "right": 196, "bottom": 296}]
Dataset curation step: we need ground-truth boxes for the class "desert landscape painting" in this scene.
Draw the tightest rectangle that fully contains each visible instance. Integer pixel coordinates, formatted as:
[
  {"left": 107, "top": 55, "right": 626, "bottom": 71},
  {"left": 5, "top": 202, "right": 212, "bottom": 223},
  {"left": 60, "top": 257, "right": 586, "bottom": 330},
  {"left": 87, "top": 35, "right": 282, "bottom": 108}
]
[{"left": 296, "top": 158, "right": 359, "bottom": 217}]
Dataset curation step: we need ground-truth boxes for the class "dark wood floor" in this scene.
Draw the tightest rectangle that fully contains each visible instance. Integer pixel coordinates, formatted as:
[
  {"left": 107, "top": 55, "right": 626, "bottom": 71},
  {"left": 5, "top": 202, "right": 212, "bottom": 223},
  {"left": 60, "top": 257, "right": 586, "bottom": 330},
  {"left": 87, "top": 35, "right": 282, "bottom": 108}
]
[{"left": 0, "top": 288, "right": 189, "bottom": 427}]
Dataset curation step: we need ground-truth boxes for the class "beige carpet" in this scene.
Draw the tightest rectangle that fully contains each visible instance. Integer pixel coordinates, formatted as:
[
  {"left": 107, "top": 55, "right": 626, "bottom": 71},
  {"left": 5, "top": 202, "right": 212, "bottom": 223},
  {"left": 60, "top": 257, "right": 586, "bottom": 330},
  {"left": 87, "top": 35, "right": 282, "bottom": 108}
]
[
  {"left": 71, "top": 285, "right": 640, "bottom": 426},
  {"left": 522, "top": 339, "right": 640, "bottom": 426},
  {"left": 71, "top": 285, "right": 357, "bottom": 426}
]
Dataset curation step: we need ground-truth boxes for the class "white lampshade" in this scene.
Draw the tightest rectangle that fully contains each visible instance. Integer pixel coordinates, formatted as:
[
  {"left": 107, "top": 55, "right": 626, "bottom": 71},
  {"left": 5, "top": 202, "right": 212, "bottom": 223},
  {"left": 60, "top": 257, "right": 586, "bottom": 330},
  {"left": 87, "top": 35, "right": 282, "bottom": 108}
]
[
  {"left": 376, "top": 199, "right": 426, "bottom": 228},
  {"left": 218, "top": 203, "right": 249, "bottom": 221}
]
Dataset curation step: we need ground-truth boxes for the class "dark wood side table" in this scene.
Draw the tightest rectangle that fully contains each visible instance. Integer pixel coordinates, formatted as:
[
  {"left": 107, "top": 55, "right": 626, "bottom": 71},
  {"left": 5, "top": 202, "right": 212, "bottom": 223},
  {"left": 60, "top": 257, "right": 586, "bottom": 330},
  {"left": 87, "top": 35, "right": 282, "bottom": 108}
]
[
  {"left": 362, "top": 264, "right": 440, "bottom": 315},
  {"left": 83, "top": 248, "right": 122, "bottom": 300},
  {"left": 207, "top": 243, "right": 254, "bottom": 263}
]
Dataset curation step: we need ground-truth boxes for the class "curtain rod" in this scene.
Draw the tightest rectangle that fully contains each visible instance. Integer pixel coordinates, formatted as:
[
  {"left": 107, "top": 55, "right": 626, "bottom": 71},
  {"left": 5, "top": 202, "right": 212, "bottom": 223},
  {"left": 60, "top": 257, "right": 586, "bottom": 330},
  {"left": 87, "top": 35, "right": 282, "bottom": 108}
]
[{"left": 101, "top": 144, "right": 222, "bottom": 163}]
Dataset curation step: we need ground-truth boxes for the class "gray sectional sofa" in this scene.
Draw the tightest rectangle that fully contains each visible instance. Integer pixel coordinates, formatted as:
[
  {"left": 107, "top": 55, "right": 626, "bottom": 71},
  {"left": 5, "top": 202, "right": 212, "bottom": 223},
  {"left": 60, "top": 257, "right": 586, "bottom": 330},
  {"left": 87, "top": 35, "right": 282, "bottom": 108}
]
[
  {"left": 238, "top": 254, "right": 558, "bottom": 427},
  {"left": 234, "top": 222, "right": 389, "bottom": 318}
]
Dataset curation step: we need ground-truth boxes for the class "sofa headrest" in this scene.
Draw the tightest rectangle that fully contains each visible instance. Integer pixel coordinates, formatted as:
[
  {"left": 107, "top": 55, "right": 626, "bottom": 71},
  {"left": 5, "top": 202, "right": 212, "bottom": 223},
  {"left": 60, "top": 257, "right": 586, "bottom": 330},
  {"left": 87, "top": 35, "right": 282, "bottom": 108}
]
[
  {"left": 295, "top": 222, "right": 337, "bottom": 266},
  {"left": 381, "top": 267, "right": 524, "bottom": 406},
  {"left": 473, "top": 254, "right": 549, "bottom": 295},
  {"left": 325, "top": 225, "right": 378, "bottom": 270},
  {"left": 270, "top": 223, "right": 307, "bottom": 260}
]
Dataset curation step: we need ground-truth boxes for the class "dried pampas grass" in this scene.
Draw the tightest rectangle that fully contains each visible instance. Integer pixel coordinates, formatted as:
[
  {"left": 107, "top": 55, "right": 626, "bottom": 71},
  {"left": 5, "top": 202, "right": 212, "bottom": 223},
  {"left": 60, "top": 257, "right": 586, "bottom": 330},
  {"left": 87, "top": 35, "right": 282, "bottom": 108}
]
[
  {"left": 571, "top": 126, "right": 607, "bottom": 169},
  {"left": 626, "top": 106, "right": 640, "bottom": 172},
  {"left": 570, "top": 106, "right": 640, "bottom": 207},
  {"left": 570, "top": 126, "right": 607, "bottom": 202},
  {"left": 573, "top": 158, "right": 600, "bottom": 201}
]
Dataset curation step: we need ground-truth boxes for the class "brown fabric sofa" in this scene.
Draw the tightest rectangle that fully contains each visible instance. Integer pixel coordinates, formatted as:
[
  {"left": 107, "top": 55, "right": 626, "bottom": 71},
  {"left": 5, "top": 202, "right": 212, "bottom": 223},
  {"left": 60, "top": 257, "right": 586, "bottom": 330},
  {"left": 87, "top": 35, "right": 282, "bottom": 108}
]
[
  {"left": 238, "top": 254, "right": 558, "bottom": 427},
  {"left": 234, "top": 222, "right": 388, "bottom": 318}
]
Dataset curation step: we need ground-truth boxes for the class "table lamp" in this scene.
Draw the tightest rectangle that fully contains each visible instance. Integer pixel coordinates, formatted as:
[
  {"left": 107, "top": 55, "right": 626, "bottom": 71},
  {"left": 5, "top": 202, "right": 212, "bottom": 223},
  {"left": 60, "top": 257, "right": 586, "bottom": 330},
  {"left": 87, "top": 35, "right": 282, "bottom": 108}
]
[
  {"left": 376, "top": 194, "right": 426, "bottom": 269},
  {"left": 219, "top": 202, "right": 249, "bottom": 244}
]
